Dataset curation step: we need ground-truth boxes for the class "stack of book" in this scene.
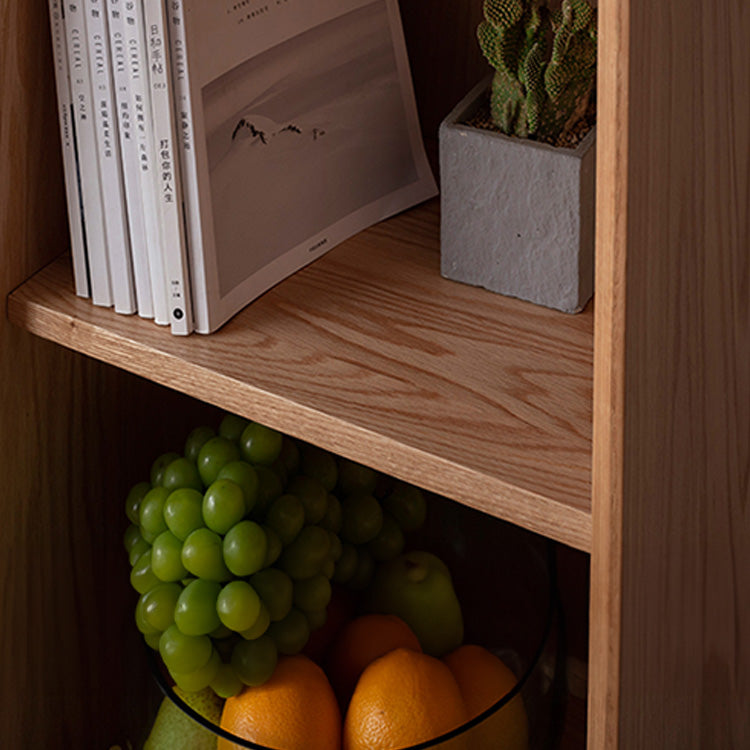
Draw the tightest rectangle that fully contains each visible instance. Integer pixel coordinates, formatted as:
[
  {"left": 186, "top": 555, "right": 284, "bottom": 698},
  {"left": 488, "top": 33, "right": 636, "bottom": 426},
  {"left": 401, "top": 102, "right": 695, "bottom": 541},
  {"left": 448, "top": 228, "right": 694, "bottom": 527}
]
[{"left": 48, "top": 0, "right": 436, "bottom": 335}]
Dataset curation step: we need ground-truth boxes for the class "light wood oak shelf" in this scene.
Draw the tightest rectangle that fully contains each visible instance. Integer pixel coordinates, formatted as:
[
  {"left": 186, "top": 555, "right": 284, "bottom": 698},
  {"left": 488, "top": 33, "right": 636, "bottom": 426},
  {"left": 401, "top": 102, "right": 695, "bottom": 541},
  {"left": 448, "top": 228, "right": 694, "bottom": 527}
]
[{"left": 8, "top": 199, "right": 594, "bottom": 552}]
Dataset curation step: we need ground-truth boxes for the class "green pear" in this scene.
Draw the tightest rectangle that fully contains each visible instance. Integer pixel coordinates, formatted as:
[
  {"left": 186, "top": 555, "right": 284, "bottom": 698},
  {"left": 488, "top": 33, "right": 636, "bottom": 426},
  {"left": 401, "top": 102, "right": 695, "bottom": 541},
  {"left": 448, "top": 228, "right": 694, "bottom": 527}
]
[
  {"left": 143, "top": 686, "right": 222, "bottom": 750},
  {"left": 366, "top": 550, "right": 464, "bottom": 656}
]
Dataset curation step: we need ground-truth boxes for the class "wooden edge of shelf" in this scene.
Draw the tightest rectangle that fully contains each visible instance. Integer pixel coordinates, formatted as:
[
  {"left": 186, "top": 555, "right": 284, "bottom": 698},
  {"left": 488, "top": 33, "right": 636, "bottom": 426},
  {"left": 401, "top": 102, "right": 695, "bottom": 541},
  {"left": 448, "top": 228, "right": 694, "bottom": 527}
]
[{"left": 8, "top": 253, "right": 593, "bottom": 553}]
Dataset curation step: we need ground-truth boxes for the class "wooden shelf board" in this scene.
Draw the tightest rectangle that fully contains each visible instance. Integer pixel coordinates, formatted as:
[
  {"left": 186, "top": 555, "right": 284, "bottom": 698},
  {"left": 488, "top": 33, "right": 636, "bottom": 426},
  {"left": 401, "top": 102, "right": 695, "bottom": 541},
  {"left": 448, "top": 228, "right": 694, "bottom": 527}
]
[{"left": 8, "top": 201, "right": 594, "bottom": 551}]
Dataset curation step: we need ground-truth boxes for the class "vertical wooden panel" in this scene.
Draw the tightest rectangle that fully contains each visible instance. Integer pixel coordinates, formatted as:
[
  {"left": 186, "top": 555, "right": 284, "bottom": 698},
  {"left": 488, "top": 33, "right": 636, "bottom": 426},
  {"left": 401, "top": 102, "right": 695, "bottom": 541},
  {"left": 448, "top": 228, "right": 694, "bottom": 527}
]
[
  {"left": 589, "top": 0, "right": 629, "bottom": 744},
  {"left": 591, "top": 0, "right": 750, "bottom": 746}
]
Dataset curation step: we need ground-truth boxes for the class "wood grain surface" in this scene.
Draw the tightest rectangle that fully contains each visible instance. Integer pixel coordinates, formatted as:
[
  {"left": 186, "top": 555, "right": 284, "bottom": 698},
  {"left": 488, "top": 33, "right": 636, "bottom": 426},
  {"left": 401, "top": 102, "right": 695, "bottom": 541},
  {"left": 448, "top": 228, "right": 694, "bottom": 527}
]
[
  {"left": 9, "top": 201, "right": 595, "bottom": 552},
  {"left": 590, "top": 0, "right": 750, "bottom": 747}
]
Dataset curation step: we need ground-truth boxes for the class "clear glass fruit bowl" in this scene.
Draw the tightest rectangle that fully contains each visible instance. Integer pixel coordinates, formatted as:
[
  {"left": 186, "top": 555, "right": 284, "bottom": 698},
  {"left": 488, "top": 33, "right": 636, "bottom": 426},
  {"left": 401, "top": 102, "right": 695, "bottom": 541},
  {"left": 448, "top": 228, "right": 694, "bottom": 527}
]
[{"left": 145, "top": 495, "right": 566, "bottom": 749}]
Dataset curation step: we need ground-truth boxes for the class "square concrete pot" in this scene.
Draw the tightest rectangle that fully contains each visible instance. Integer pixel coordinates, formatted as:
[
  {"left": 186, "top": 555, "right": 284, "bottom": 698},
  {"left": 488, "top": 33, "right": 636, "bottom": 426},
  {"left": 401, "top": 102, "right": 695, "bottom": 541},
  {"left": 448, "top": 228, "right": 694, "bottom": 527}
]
[{"left": 439, "top": 79, "right": 596, "bottom": 313}]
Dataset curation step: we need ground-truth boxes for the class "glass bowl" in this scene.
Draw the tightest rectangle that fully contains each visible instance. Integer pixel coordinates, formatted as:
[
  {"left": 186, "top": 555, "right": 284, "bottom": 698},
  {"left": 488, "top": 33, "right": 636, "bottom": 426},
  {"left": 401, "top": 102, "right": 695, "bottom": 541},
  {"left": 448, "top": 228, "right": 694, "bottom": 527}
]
[{"left": 145, "top": 494, "right": 566, "bottom": 749}]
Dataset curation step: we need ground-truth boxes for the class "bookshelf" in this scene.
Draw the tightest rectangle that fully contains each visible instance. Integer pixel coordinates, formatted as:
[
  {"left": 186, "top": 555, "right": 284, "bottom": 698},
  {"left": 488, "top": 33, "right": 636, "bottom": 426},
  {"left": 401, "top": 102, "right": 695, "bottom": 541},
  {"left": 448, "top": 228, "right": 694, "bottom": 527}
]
[{"left": 1, "top": 0, "right": 748, "bottom": 748}]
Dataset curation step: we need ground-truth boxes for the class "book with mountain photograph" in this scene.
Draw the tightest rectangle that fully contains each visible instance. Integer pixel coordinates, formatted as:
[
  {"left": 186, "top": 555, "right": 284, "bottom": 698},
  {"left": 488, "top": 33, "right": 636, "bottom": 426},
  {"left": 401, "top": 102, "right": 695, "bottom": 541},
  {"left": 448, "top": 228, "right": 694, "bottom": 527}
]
[{"left": 167, "top": 0, "right": 437, "bottom": 333}]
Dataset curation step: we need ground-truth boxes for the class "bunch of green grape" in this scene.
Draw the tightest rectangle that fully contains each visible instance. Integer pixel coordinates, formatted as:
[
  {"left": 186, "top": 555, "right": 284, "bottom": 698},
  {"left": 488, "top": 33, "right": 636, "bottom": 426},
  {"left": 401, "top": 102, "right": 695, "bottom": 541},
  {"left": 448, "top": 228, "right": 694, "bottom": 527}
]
[{"left": 123, "top": 412, "right": 427, "bottom": 699}]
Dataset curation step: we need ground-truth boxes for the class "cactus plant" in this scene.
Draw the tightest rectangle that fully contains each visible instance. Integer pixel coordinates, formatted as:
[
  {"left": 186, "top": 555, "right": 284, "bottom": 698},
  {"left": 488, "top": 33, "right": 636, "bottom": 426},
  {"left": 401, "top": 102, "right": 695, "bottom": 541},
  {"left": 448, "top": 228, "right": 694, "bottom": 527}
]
[{"left": 477, "top": 0, "right": 597, "bottom": 143}]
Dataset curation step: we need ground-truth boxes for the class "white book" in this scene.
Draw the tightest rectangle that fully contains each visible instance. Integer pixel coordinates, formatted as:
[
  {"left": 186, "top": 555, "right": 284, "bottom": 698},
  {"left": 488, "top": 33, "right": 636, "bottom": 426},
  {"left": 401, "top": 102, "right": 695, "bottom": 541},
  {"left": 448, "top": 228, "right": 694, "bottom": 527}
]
[
  {"left": 106, "top": 0, "right": 154, "bottom": 318},
  {"left": 47, "top": 0, "right": 90, "bottom": 299},
  {"left": 162, "top": 0, "right": 437, "bottom": 334},
  {"left": 126, "top": 0, "right": 170, "bottom": 325},
  {"left": 63, "top": 0, "right": 113, "bottom": 307},
  {"left": 85, "top": 0, "right": 137, "bottom": 314},
  {"left": 163, "top": 0, "right": 205, "bottom": 329},
  {"left": 142, "top": 0, "right": 194, "bottom": 334}
]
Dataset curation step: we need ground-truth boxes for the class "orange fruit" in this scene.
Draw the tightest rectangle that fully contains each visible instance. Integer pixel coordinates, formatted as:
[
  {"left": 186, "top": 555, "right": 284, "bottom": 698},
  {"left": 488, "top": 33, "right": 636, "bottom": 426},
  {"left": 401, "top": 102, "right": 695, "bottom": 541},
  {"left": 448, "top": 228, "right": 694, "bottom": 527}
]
[
  {"left": 442, "top": 644, "right": 529, "bottom": 750},
  {"left": 218, "top": 653, "right": 341, "bottom": 750},
  {"left": 343, "top": 647, "right": 468, "bottom": 750},
  {"left": 325, "top": 613, "right": 422, "bottom": 707}
]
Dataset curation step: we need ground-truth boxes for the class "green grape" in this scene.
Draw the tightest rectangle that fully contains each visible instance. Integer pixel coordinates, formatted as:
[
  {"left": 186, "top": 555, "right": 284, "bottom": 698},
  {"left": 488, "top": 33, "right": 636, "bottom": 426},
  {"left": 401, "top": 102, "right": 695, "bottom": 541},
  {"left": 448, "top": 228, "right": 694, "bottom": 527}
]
[
  {"left": 162, "top": 457, "right": 203, "bottom": 492},
  {"left": 250, "top": 568, "right": 293, "bottom": 621},
  {"left": 197, "top": 436, "right": 240, "bottom": 487},
  {"left": 239, "top": 422, "right": 283, "bottom": 466},
  {"left": 181, "top": 528, "right": 232, "bottom": 581},
  {"left": 123, "top": 523, "right": 143, "bottom": 554},
  {"left": 130, "top": 549, "right": 161, "bottom": 594},
  {"left": 135, "top": 595, "right": 160, "bottom": 636},
  {"left": 264, "top": 493, "right": 305, "bottom": 545},
  {"left": 171, "top": 648, "right": 221, "bottom": 693},
  {"left": 210, "top": 661, "right": 244, "bottom": 698},
  {"left": 300, "top": 444, "right": 338, "bottom": 492},
  {"left": 222, "top": 520, "right": 267, "bottom": 577},
  {"left": 174, "top": 579, "right": 222, "bottom": 636},
  {"left": 270, "top": 457, "right": 289, "bottom": 488},
  {"left": 261, "top": 525, "right": 282, "bottom": 567},
  {"left": 128, "top": 537, "right": 151, "bottom": 567},
  {"left": 218, "top": 413, "right": 249, "bottom": 443},
  {"left": 336, "top": 457, "right": 378, "bottom": 496},
  {"left": 163, "top": 488, "right": 205, "bottom": 541},
  {"left": 151, "top": 451, "right": 180, "bottom": 486},
  {"left": 125, "top": 481, "right": 151, "bottom": 525},
  {"left": 305, "top": 608, "right": 327, "bottom": 631},
  {"left": 217, "top": 461, "right": 259, "bottom": 515},
  {"left": 184, "top": 425, "right": 216, "bottom": 464},
  {"left": 331, "top": 543, "right": 357, "bottom": 584},
  {"left": 327, "top": 531, "right": 343, "bottom": 562},
  {"left": 202, "top": 478, "right": 246, "bottom": 535},
  {"left": 239, "top": 603, "right": 271, "bottom": 640},
  {"left": 139, "top": 486, "right": 171, "bottom": 542},
  {"left": 321, "top": 558, "right": 335, "bottom": 579},
  {"left": 253, "top": 465, "right": 284, "bottom": 516},
  {"left": 151, "top": 530, "right": 188, "bottom": 582},
  {"left": 216, "top": 580, "right": 262, "bottom": 633},
  {"left": 285, "top": 475, "right": 328, "bottom": 524},
  {"left": 383, "top": 482, "right": 427, "bottom": 531},
  {"left": 292, "top": 574, "right": 332, "bottom": 613},
  {"left": 367, "top": 512, "right": 405, "bottom": 561},
  {"left": 267, "top": 608, "right": 310, "bottom": 655},
  {"left": 348, "top": 547, "right": 375, "bottom": 591},
  {"left": 141, "top": 582, "right": 182, "bottom": 632},
  {"left": 278, "top": 525, "right": 331, "bottom": 580},
  {"left": 143, "top": 631, "right": 161, "bottom": 650},
  {"left": 340, "top": 492, "right": 383, "bottom": 545},
  {"left": 278, "top": 436, "right": 301, "bottom": 476},
  {"left": 159, "top": 624, "right": 213, "bottom": 674},
  {"left": 231, "top": 634, "right": 278, "bottom": 687},
  {"left": 319, "top": 493, "right": 342, "bottom": 533}
]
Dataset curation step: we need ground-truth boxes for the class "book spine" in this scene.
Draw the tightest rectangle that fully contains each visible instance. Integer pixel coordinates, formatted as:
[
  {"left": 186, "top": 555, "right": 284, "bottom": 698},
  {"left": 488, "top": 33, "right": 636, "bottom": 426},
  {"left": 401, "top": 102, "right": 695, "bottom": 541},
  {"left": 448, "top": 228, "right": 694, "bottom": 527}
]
[
  {"left": 163, "top": 0, "right": 208, "bottom": 333},
  {"left": 63, "top": 0, "right": 113, "bottom": 307},
  {"left": 47, "top": 0, "right": 90, "bottom": 299},
  {"left": 126, "top": 0, "right": 170, "bottom": 325},
  {"left": 106, "top": 0, "right": 154, "bottom": 318},
  {"left": 85, "top": 0, "right": 137, "bottom": 314},
  {"left": 142, "top": 0, "right": 194, "bottom": 335}
]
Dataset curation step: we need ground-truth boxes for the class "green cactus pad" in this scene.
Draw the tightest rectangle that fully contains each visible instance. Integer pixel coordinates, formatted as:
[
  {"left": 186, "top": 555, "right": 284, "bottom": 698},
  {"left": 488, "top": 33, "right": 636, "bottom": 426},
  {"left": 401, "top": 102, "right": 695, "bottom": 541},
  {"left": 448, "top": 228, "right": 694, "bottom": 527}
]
[{"left": 478, "top": 0, "right": 596, "bottom": 143}]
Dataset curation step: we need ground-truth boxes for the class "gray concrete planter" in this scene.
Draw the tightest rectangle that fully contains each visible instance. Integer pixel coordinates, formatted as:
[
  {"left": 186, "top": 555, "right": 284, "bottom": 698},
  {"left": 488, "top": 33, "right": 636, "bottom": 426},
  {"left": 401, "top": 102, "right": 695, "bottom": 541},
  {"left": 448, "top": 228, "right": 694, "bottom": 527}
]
[{"left": 439, "top": 79, "right": 596, "bottom": 313}]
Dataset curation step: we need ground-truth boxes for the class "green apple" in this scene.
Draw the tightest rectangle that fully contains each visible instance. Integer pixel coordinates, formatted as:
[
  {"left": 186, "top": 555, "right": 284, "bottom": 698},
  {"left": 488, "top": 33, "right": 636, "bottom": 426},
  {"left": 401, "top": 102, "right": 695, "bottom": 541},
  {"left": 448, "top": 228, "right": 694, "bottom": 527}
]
[{"left": 366, "top": 550, "right": 464, "bottom": 656}]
